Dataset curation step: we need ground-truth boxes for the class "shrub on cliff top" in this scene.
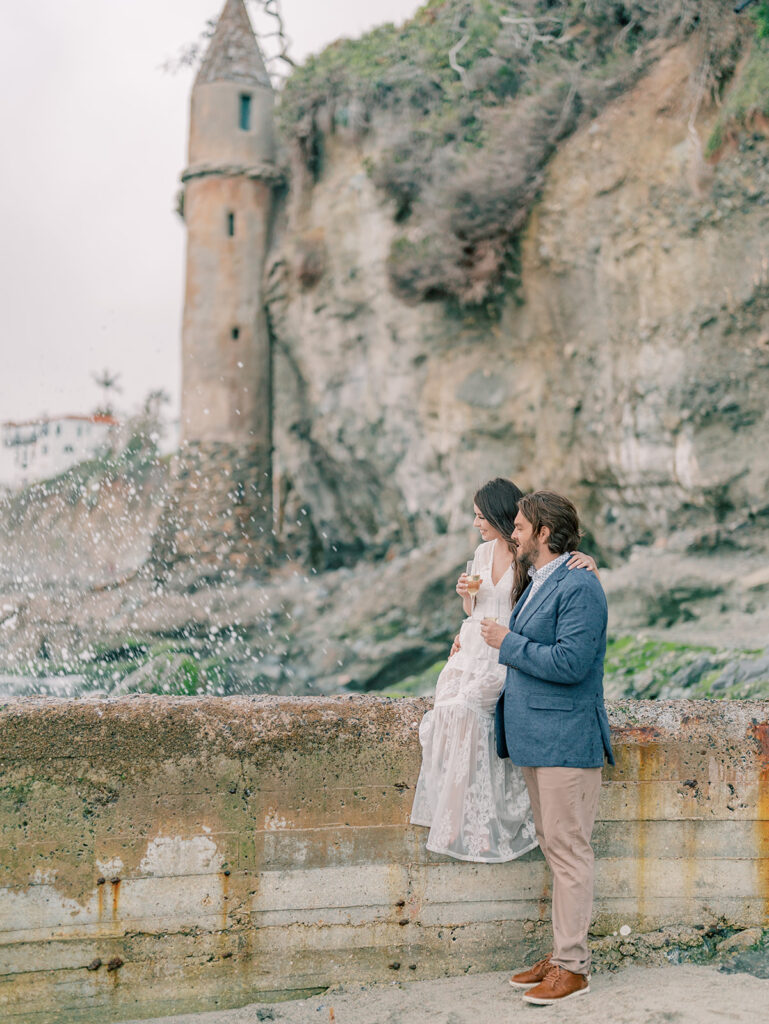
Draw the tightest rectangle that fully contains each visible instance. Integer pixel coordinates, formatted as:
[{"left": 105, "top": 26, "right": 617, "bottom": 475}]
[
  {"left": 280, "top": 0, "right": 747, "bottom": 309},
  {"left": 752, "top": 1, "right": 769, "bottom": 40}
]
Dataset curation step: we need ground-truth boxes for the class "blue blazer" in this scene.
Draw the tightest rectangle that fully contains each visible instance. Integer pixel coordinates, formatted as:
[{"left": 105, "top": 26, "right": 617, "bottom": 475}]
[{"left": 494, "top": 562, "right": 614, "bottom": 768}]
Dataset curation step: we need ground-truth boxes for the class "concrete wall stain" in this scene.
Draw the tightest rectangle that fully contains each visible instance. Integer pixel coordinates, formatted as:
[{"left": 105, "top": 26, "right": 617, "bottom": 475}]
[
  {"left": 110, "top": 878, "right": 120, "bottom": 922},
  {"left": 220, "top": 869, "right": 230, "bottom": 932},
  {"left": 748, "top": 721, "right": 769, "bottom": 923}
]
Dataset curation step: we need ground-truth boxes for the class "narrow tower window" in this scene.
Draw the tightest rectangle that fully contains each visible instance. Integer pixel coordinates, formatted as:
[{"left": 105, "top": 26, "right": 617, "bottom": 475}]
[
  {"left": 239, "top": 93, "right": 252, "bottom": 131},
  {"left": 227, "top": 212, "right": 235, "bottom": 237},
  {"left": 231, "top": 327, "right": 240, "bottom": 340}
]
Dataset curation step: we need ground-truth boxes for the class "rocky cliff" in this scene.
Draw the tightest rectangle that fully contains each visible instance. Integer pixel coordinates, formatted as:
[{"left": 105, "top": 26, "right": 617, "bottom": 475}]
[
  {"left": 264, "top": 0, "right": 769, "bottom": 652},
  {"left": 270, "top": 2, "right": 769, "bottom": 568},
  {"left": 2, "top": 1, "right": 769, "bottom": 698}
]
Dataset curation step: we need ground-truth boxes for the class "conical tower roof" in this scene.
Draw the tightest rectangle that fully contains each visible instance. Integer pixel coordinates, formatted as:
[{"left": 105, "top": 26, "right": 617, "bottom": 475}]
[{"left": 195, "top": 0, "right": 271, "bottom": 89}]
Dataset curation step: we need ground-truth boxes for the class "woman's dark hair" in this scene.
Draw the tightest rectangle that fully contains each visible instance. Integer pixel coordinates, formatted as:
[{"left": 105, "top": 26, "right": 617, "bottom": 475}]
[
  {"left": 473, "top": 477, "right": 528, "bottom": 604},
  {"left": 473, "top": 478, "right": 523, "bottom": 543}
]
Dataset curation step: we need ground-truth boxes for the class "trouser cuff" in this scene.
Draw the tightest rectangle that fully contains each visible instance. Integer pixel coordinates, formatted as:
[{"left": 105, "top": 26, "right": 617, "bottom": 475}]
[{"left": 551, "top": 957, "right": 590, "bottom": 976}]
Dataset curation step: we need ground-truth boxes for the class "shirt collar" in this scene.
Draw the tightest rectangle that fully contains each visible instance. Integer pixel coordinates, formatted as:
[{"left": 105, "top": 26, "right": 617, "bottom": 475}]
[{"left": 527, "top": 551, "right": 571, "bottom": 584}]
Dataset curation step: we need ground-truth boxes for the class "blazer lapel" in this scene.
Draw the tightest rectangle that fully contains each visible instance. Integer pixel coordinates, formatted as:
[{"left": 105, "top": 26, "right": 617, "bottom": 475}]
[
  {"left": 513, "top": 561, "right": 570, "bottom": 632},
  {"left": 509, "top": 584, "right": 530, "bottom": 626}
]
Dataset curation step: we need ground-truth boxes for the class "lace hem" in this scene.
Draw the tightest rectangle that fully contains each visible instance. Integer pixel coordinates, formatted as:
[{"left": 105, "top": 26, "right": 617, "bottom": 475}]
[{"left": 424, "top": 834, "right": 539, "bottom": 864}]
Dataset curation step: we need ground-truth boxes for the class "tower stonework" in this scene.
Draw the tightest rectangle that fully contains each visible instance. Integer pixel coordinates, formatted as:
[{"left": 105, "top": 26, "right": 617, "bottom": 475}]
[{"left": 161, "top": 0, "right": 279, "bottom": 577}]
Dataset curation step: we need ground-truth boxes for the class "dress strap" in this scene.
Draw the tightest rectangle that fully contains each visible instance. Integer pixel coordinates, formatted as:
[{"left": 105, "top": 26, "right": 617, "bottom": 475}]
[{"left": 476, "top": 541, "right": 494, "bottom": 572}]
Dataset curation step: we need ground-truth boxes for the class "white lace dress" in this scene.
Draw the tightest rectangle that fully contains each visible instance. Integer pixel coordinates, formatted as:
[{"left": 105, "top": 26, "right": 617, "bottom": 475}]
[{"left": 411, "top": 540, "right": 538, "bottom": 862}]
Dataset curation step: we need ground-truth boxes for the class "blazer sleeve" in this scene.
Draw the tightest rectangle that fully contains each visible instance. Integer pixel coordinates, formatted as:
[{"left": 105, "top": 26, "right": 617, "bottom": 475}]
[{"left": 498, "top": 583, "right": 606, "bottom": 685}]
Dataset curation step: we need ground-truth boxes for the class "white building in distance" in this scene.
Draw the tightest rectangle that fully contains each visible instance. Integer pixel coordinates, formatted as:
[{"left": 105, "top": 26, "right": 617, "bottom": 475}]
[{"left": 0, "top": 415, "right": 117, "bottom": 492}]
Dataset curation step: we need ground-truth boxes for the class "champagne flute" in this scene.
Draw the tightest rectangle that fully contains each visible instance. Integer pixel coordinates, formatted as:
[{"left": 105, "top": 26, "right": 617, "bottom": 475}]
[
  {"left": 465, "top": 560, "right": 482, "bottom": 612},
  {"left": 481, "top": 601, "right": 504, "bottom": 651},
  {"left": 483, "top": 598, "right": 503, "bottom": 625}
]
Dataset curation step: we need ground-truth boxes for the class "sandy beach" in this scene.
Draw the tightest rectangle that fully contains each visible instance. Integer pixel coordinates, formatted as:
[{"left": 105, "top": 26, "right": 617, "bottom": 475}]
[{"left": 118, "top": 963, "right": 769, "bottom": 1024}]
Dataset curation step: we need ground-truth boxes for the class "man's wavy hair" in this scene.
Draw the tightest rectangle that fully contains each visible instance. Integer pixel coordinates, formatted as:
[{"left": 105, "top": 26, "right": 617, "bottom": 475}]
[{"left": 517, "top": 491, "right": 582, "bottom": 555}]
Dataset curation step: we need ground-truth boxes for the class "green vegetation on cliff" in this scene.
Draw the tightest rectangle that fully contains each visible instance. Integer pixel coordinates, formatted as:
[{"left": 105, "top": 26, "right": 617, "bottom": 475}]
[
  {"left": 382, "top": 635, "right": 769, "bottom": 699},
  {"left": 707, "top": 37, "right": 769, "bottom": 156},
  {"left": 280, "top": 0, "right": 747, "bottom": 309},
  {"left": 753, "top": 1, "right": 769, "bottom": 40}
]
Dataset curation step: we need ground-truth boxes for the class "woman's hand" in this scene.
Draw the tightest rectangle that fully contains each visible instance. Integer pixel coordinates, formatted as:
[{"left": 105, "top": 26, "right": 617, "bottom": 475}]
[
  {"left": 567, "top": 551, "right": 599, "bottom": 576},
  {"left": 480, "top": 619, "right": 509, "bottom": 650},
  {"left": 456, "top": 573, "right": 473, "bottom": 616},
  {"left": 449, "top": 633, "right": 461, "bottom": 657}
]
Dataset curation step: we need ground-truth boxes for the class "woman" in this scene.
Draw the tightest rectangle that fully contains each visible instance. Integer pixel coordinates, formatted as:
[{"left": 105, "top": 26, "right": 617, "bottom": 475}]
[{"left": 410, "top": 478, "right": 597, "bottom": 862}]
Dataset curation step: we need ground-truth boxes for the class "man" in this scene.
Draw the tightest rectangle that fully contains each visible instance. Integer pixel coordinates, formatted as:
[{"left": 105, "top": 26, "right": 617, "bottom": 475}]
[{"left": 480, "top": 490, "right": 613, "bottom": 1006}]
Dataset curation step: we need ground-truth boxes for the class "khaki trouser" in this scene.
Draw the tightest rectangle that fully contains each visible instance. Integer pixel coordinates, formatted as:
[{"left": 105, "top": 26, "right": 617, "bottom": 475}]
[{"left": 521, "top": 766, "right": 602, "bottom": 976}]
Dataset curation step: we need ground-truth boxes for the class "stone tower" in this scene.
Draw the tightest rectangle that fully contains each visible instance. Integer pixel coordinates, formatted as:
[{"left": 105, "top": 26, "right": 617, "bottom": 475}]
[
  {"left": 161, "top": 0, "right": 280, "bottom": 577},
  {"left": 181, "top": 0, "right": 276, "bottom": 446}
]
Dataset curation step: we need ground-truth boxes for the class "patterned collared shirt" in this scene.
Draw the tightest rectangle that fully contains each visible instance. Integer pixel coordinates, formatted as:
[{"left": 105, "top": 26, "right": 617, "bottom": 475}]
[{"left": 519, "top": 551, "right": 571, "bottom": 612}]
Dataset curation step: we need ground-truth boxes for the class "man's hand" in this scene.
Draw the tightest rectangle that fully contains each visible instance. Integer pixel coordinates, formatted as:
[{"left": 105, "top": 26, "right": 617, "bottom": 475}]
[{"left": 480, "top": 619, "right": 509, "bottom": 650}]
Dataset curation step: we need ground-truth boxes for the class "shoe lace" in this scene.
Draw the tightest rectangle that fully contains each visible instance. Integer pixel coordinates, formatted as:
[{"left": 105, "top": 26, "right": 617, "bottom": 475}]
[{"left": 544, "top": 964, "right": 564, "bottom": 986}]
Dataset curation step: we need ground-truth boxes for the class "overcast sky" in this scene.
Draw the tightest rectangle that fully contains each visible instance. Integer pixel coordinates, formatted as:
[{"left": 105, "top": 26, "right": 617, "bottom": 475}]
[{"left": 0, "top": 0, "right": 421, "bottom": 424}]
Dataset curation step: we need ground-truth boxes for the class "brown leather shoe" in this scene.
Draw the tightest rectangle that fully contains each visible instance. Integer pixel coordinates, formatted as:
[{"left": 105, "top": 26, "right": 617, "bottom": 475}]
[
  {"left": 508, "top": 953, "right": 552, "bottom": 989},
  {"left": 522, "top": 964, "right": 589, "bottom": 1004}
]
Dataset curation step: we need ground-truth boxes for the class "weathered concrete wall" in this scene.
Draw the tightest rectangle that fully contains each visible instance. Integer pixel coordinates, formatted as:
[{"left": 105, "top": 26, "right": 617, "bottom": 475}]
[{"left": 1, "top": 697, "right": 767, "bottom": 1023}]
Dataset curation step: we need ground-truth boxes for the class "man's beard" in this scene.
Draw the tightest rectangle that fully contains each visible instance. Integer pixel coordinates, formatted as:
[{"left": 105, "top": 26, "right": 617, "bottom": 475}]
[{"left": 515, "top": 542, "right": 535, "bottom": 571}]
